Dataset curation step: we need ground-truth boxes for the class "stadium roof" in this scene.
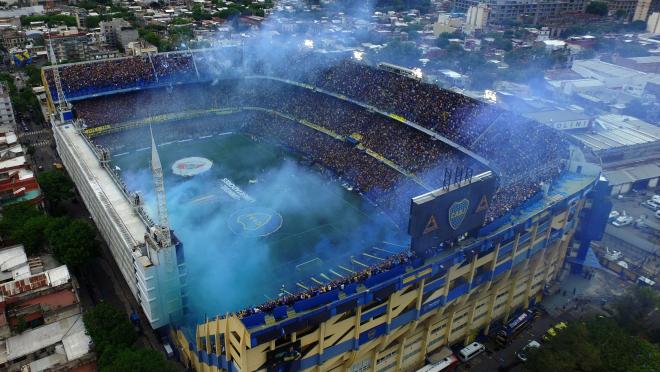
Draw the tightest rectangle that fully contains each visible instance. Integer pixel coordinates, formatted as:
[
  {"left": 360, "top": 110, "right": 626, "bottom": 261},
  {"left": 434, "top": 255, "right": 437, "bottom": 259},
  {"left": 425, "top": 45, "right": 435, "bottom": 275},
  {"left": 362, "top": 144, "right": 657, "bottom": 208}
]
[
  {"left": 56, "top": 124, "right": 147, "bottom": 251},
  {"left": 571, "top": 114, "right": 660, "bottom": 152}
]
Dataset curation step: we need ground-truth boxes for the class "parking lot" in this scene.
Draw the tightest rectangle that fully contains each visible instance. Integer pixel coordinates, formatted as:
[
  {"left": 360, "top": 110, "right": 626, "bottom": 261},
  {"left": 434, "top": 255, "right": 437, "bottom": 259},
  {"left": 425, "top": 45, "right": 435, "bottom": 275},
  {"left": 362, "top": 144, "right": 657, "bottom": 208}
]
[{"left": 604, "top": 192, "right": 660, "bottom": 274}]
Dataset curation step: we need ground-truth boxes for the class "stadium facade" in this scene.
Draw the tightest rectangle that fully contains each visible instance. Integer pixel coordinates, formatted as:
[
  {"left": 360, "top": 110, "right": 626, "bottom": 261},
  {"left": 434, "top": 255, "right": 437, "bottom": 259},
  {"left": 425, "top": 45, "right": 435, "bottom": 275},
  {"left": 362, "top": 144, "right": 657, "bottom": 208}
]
[{"left": 42, "top": 50, "right": 608, "bottom": 372}]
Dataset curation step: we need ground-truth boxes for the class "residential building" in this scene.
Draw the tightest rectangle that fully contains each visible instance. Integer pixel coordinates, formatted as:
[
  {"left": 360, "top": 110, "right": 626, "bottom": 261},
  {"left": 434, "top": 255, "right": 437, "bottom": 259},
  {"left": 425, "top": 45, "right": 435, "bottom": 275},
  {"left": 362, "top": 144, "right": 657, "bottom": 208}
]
[
  {"left": 0, "top": 245, "right": 95, "bottom": 372},
  {"left": 48, "top": 32, "right": 89, "bottom": 63},
  {"left": 100, "top": 18, "right": 138, "bottom": 50},
  {"left": 0, "top": 131, "right": 42, "bottom": 206},
  {"left": 0, "top": 30, "right": 26, "bottom": 50},
  {"left": 465, "top": 3, "right": 490, "bottom": 32},
  {"left": 649, "top": 12, "right": 660, "bottom": 33},
  {"left": 127, "top": 41, "right": 158, "bottom": 56},
  {"left": 432, "top": 13, "right": 464, "bottom": 36},
  {"left": 0, "top": 83, "right": 15, "bottom": 131},
  {"left": 634, "top": 0, "right": 653, "bottom": 21},
  {"left": 604, "top": 0, "right": 639, "bottom": 19},
  {"left": 451, "top": 0, "right": 588, "bottom": 25}
]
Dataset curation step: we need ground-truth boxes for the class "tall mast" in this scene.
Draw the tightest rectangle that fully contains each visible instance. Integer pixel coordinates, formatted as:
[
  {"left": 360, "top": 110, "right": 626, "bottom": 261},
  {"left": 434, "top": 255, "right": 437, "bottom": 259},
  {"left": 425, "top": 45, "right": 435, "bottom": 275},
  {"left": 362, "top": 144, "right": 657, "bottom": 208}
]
[
  {"left": 47, "top": 38, "right": 68, "bottom": 113},
  {"left": 150, "top": 125, "right": 171, "bottom": 246}
]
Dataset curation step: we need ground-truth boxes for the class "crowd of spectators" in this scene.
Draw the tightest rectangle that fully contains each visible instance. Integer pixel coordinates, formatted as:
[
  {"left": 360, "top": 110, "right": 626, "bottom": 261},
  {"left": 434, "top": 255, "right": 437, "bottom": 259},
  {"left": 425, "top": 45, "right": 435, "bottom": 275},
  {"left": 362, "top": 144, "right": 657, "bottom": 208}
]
[
  {"left": 234, "top": 249, "right": 415, "bottom": 319},
  {"left": 54, "top": 51, "right": 573, "bottom": 318}
]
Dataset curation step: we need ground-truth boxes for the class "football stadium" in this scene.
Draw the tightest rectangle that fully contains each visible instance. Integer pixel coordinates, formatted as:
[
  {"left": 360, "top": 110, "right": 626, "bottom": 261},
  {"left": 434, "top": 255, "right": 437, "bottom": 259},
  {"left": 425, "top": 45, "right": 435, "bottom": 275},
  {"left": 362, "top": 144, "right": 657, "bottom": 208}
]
[{"left": 42, "top": 46, "right": 609, "bottom": 371}]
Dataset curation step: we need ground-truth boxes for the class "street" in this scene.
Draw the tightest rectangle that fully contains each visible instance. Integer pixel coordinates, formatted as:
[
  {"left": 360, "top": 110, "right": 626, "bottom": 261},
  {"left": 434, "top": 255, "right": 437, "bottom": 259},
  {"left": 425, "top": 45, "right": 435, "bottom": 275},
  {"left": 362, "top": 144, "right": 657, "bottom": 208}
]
[{"left": 456, "top": 269, "right": 631, "bottom": 371}]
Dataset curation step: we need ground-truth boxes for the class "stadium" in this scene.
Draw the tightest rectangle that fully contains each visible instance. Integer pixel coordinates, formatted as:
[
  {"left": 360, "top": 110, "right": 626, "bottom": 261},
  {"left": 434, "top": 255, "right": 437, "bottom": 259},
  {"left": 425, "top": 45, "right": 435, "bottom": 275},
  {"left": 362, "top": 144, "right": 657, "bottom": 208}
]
[{"left": 42, "top": 46, "right": 608, "bottom": 371}]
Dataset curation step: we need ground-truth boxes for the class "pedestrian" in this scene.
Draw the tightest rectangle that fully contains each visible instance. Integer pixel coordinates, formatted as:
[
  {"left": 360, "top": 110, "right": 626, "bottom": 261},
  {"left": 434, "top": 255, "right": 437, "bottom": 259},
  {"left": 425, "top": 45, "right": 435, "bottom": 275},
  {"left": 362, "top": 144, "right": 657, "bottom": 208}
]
[{"left": 573, "top": 287, "right": 576, "bottom": 295}]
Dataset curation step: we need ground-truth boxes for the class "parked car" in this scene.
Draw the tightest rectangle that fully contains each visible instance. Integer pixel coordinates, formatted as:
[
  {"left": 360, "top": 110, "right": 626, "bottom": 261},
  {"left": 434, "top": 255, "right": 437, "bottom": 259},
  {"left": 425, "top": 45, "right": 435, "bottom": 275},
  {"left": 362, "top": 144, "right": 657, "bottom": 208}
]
[
  {"left": 642, "top": 200, "right": 660, "bottom": 211},
  {"left": 652, "top": 195, "right": 660, "bottom": 204},
  {"left": 656, "top": 210, "right": 660, "bottom": 219},
  {"left": 543, "top": 322, "right": 568, "bottom": 341},
  {"left": 516, "top": 340, "right": 541, "bottom": 362},
  {"left": 612, "top": 215, "right": 633, "bottom": 227},
  {"left": 457, "top": 342, "right": 486, "bottom": 363}
]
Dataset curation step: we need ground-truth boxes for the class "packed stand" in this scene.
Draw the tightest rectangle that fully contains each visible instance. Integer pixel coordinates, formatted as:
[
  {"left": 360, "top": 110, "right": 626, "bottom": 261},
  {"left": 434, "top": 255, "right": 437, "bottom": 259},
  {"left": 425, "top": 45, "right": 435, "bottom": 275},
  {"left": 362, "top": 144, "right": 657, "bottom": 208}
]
[{"left": 234, "top": 249, "right": 415, "bottom": 319}]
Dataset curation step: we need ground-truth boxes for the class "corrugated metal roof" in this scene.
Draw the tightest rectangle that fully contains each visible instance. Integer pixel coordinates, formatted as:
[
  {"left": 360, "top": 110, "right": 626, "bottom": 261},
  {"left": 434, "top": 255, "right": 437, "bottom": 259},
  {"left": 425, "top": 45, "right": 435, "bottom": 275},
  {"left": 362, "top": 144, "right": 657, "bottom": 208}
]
[
  {"left": 572, "top": 114, "right": 660, "bottom": 151},
  {"left": 604, "top": 163, "right": 660, "bottom": 186}
]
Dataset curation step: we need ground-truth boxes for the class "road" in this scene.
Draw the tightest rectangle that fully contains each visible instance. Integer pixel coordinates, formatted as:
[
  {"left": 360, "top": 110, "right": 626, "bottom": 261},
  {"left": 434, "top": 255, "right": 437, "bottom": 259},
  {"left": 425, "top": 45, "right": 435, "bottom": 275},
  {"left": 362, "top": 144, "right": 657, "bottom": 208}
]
[{"left": 455, "top": 269, "right": 630, "bottom": 371}]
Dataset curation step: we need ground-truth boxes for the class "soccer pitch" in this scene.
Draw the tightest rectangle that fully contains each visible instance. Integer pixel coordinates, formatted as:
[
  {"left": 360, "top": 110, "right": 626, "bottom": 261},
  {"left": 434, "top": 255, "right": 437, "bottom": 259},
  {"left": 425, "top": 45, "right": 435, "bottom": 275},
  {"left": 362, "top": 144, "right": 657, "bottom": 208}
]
[{"left": 111, "top": 130, "right": 408, "bottom": 322}]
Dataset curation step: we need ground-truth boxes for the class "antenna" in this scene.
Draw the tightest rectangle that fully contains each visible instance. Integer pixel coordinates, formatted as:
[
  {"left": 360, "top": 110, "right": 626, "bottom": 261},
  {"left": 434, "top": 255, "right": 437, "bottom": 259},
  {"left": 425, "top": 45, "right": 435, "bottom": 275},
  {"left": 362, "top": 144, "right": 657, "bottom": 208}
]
[{"left": 150, "top": 123, "right": 171, "bottom": 246}]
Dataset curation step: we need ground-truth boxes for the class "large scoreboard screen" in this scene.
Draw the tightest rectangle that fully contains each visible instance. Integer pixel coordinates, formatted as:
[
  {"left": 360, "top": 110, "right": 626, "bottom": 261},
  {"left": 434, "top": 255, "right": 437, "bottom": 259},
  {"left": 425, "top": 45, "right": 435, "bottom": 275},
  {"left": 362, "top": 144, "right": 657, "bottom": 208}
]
[{"left": 408, "top": 171, "right": 496, "bottom": 254}]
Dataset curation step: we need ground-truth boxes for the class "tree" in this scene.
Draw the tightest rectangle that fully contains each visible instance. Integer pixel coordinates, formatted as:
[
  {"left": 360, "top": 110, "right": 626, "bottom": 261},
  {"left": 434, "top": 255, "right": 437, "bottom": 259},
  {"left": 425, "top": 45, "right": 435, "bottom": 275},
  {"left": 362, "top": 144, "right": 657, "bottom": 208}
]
[
  {"left": 12, "top": 215, "right": 51, "bottom": 255},
  {"left": 0, "top": 203, "right": 56, "bottom": 254},
  {"left": 586, "top": 1, "right": 608, "bottom": 16},
  {"left": 99, "top": 348, "right": 176, "bottom": 372},
  {"left": 525, "top": 318, "right": 660, "bottom": 372},
  {"left": 374, "top": 40, "right": 421, "bottom": 66},
  {"left": 83, "top": 303, "right": 137, "bottom": 355},
  {"left": 192, "top": 4, "right": 212, "bottom": 21},
  {"left": 47, "top": 218, "right": 98, "bottom": 268},
  {"left": 37, "top": 171, "right": 75, "bottom": 204},
  {"left": 436, "top": 32, "right": 452, "bottom": 48},
  {"left": 614, "top": 286, "right": 660, "bottom": 336}
]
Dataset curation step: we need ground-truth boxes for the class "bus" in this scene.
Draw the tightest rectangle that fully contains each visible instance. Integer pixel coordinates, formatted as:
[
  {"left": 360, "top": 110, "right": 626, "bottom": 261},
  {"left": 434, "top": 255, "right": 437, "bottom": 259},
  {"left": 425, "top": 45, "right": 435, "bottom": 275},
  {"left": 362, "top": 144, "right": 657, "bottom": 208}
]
[
  {"left": 377, "top": 62, "right": 423, "bottom": 81},
  {"left": 495, "top": 309, "right": 537, "bottom": 345}
]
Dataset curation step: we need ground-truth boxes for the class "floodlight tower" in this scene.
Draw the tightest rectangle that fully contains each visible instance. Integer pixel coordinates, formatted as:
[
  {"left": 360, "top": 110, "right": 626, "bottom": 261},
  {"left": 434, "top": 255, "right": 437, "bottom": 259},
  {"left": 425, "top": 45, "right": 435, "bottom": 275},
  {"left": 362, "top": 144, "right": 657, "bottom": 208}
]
[
  {"left": 47, "top": 38, "right": 70, "bottom": 114},
  {"left": 150, "top": 126, "right": 171, "bottom": 246}
]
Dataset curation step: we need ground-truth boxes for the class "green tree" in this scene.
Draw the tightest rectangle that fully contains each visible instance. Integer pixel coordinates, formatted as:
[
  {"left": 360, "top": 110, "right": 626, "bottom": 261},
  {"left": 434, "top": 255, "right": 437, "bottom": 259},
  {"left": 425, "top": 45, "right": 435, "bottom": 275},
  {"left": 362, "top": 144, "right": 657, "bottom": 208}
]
[
  {"left": 0, "top": 204, "right": 55, "bottom": 255},
  {"left": 47, "top": 218, "right": 98, "bottom": 268},
  {"left": 436, "top": 32, "right": 452, "bottom": 48},
  {"left": 192, "top": 4, "right": 212, "bottom": 21},
  {"left": 99, "top": 347, "right": 176, "bottom": 372},
  {"left": 615, "top": 286, "right": 659, "bottom": 336},
  {"left": 375, "top": 40, "right": 421, "bottom": 66},
  {"left": 12, "top": 215, "right": 51, "bottom": 255},
  {"left": 525, "top": 317, "right": 660, "bottom": 372},
  {"left": 586, "top": 1, "right": 608, "bottom": 16},
  {"left": 83, "top": 302, "right": 137, "bottom": 355},
  {"left": 37, "top": 171, "right": 75, "bottom": 204}
]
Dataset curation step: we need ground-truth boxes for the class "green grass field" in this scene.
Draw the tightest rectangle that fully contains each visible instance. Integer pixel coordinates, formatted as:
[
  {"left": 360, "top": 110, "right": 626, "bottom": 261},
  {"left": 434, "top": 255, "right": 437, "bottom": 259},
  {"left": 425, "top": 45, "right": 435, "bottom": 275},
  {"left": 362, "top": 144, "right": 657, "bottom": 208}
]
[{"left": 111, "top": 131, "right": 408, "bottom": 320}]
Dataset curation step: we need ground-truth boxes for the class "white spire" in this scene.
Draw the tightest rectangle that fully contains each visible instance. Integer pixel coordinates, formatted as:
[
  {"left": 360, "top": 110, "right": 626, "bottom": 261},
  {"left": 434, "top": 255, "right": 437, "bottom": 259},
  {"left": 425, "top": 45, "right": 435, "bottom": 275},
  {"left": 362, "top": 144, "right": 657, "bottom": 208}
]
[{"left": 150, "top": 125, "right": 171, "bottom": 246}]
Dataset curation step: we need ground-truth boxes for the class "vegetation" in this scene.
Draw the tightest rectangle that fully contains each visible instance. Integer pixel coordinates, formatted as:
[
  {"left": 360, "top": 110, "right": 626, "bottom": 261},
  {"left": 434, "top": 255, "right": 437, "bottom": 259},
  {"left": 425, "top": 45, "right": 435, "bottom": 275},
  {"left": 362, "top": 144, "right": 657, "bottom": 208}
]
[
  {"left": 0, "top": 203, "right": 46, "bottom": 255},
  {"left": 372, "top": 40, "right": 421, "bottom": 67},
  {"left": 524, "top": 287, "right": 660, "bottom": 372},
  {"left": 0, "top": 197, "right": 98, "bottom": 266},
  {"left": 82, "top": 303, "right": 137, "bottom": 354},
  {"left": 48, "top": 218, "right": 98, "bottom": 268},
  {"left": 0, "top": 72, "right": 42, "bottom": 123},
  {"left": 37, "top": 170, "right": 75, "bottom": 205},
  {"left": 83, "top": 303, "right": 175, "bottom": 371}
]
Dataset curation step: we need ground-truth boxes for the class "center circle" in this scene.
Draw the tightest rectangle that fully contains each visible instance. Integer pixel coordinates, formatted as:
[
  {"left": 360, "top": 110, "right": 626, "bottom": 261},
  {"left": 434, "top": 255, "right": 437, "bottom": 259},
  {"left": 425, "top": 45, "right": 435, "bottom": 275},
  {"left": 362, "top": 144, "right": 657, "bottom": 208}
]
[{"left": 228, "top": 207, "right": 283, "bottom": 237}]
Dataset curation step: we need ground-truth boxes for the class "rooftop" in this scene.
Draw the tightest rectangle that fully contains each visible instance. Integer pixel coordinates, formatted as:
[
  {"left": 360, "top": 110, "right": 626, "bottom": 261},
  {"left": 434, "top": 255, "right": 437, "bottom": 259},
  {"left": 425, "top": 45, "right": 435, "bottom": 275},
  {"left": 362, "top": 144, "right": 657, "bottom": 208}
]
[
  {"left": 572, "top": 60, "right": 646, "bottom": 80},
  {"left": 523, "top": 110, "right": 590, "bottom": 124},
  {"left": 0, "top": 314, "right": 90, "bottom": 365},
  {"left": 55, "top": 123, "right": 150, "bottom": 258},
  {"left": 572, "top": 114, "right": 660, "bottom": 152}
]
